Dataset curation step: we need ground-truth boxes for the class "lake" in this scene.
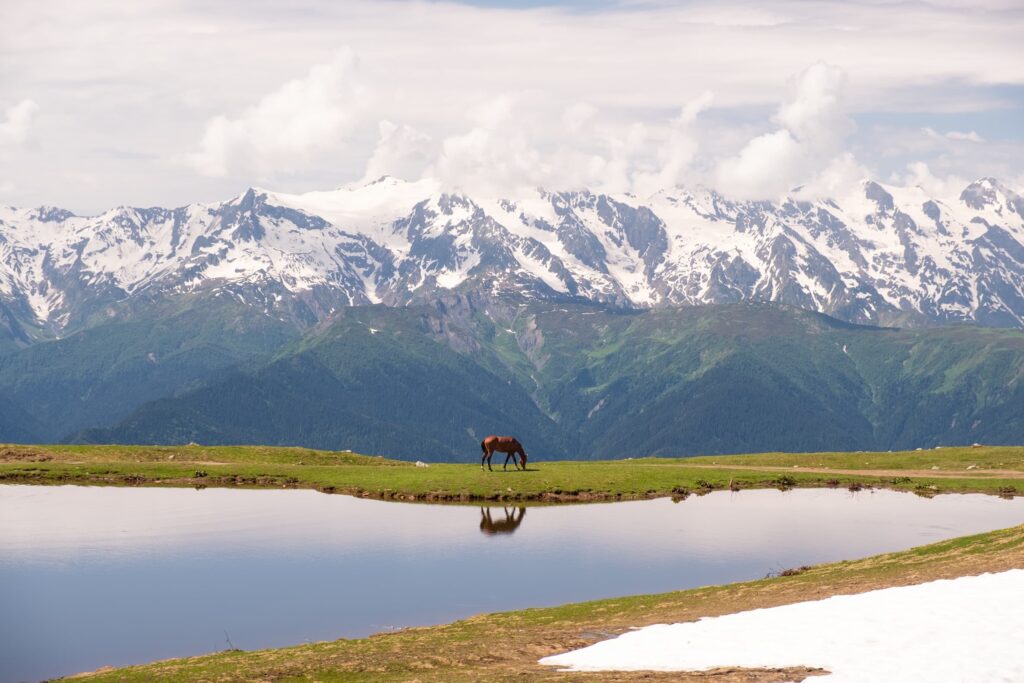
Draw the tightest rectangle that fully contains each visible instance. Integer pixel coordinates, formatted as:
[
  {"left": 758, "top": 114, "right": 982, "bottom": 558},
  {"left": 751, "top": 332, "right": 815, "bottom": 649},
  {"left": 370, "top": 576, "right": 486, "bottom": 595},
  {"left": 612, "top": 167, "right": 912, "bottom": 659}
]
[{"left": 2, "top": 484, "right": 1023, "bottom": 682}]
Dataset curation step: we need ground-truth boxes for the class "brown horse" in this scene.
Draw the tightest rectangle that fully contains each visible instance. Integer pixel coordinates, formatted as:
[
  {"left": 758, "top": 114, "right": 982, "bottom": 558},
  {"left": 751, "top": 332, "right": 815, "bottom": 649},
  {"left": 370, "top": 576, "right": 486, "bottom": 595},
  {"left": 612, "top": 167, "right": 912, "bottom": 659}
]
[{"left": 480, "top": 435, "right": 527, "bottom": 471}]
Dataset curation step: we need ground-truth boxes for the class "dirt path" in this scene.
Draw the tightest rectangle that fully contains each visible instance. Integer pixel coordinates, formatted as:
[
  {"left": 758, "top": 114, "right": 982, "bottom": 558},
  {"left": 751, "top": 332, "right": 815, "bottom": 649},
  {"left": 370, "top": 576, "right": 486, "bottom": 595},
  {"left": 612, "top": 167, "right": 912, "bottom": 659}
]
[{"left": 672, "top": 464, "right": 1024, "bottom": 479}]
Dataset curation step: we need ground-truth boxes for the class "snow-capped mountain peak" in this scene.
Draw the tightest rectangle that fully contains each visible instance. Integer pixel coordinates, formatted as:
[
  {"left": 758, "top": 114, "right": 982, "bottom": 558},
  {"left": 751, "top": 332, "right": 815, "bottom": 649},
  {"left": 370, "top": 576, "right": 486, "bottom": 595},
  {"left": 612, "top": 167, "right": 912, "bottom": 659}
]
[{"left": 2, "top": 176, "right": 1024, "bottom": 341}]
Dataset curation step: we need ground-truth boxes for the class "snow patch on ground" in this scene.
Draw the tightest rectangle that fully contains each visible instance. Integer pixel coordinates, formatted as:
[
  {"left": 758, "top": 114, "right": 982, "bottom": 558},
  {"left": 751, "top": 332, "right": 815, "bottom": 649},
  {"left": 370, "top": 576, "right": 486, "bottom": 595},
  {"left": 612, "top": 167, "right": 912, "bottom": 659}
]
[
  {"left": 436, "top": 251, "right": 480, "bottom": 289},
  {"left": 540, "top": 569, "right": 1024, "bottom": 682},
  {"left": 514, "top": 245, "right": 567, "bottom": 293}
]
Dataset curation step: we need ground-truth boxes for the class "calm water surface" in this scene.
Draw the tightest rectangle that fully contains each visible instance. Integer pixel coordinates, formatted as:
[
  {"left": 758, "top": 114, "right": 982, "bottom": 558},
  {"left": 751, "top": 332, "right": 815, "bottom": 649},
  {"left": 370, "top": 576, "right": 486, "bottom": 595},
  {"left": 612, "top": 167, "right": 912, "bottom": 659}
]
[{"left": 2, "top": 484, "right": 1023, "bottom": 682}]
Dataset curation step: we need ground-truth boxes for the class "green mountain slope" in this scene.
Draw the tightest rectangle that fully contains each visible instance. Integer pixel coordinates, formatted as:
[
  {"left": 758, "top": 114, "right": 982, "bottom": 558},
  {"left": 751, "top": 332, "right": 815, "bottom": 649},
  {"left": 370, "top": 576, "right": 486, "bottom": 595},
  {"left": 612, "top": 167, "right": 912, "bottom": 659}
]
[
  {"left": 70, "top": 300, "right": 1024, "bottom": 459},
  {"left": 0, "top": 297, "right": 298, "bottom": 441},
  {"left": 515, "top": 303, "right": 1024, "bottom": 456},
  {"left": 73, "top": 308, "right": 566, "bottom": 460},
  {"left": 0, "top": 396, "right": 44, "bottom": 442}
]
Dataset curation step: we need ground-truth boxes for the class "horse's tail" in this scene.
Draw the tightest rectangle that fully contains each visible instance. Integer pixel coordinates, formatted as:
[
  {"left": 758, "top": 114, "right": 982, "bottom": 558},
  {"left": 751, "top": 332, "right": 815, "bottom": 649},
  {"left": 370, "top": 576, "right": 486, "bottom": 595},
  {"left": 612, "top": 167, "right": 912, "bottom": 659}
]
[{"left": 480, "top": 439, "right": 487, "bottom": 455}]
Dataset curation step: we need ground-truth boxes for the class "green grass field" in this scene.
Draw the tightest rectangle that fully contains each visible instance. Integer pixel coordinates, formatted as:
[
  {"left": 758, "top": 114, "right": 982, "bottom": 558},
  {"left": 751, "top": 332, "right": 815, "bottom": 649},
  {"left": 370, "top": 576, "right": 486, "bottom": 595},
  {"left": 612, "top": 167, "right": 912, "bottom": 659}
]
[{"left": 2, "top": 443, "right": 1023, "bottom": 501}]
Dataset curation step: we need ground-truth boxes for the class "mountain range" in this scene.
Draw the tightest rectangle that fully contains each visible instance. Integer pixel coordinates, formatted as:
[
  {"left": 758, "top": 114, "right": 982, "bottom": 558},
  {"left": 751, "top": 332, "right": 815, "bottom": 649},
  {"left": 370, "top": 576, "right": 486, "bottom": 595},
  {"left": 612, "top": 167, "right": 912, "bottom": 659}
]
[
  {"left": 2, "top": 177, "right": 1024, "bottom": 458},
  {"left": 2, "top": 175, "right": 1024, "bottom": 352},
  {"left": 70, "top": 301, "right": 1024, "bottom": 459}
]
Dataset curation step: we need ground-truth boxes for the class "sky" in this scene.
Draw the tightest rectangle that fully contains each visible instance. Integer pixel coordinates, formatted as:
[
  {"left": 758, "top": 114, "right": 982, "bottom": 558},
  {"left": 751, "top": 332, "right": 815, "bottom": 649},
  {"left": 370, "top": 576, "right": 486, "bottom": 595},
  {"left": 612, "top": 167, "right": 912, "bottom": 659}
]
[{"left": 0, "top": 0, "right": 1022, "bottom": 214}]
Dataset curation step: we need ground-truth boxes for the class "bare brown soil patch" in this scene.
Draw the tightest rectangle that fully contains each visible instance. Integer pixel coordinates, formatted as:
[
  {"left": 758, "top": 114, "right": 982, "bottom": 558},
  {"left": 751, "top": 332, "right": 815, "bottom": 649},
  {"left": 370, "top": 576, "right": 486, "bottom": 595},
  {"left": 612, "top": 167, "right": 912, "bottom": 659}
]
[{"left": 0, "top": 446, "right": 51, "bottom": 462}]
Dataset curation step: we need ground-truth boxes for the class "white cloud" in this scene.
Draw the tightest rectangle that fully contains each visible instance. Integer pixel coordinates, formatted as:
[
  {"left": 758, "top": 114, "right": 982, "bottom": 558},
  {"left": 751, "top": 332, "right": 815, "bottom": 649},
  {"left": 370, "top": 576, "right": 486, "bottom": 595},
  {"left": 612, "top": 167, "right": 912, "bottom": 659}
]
[
  {"left": 795, "top": 153, "right": 872, "bottom": 200},
  {"left": 715, "top": 129, "right": 804, "bottom": 198},
  {"left": 1, "top": 0, "right": 1022, "bottom": 211},
  {"left": 185, "top": 49, "right": 364, "bottom": 177},
  {"left": 774, "top": 63, "right": 851, "bottom": 144},
  {"left": 715, "top": 63, "right": 854, "bottom": 199},
  {"left": 923, "top": 127, "right": 985, "bottom": 143},
  {"left": 0, "top": 180, "right": 15, "bottom": 193},
  {"left": 422, "top": 91, "right": 716, "bottom": 198},
  {"left": 677, "top": 91, "right": 715, "bottom": 126},
  {"left": 946, "top": 130, "right": 984, "bottom": 143},
  {"left": 0, "top": 99, "right": 38, "bottom": 147},
  {"left": 360, "top": 120, "right": 432, "bottom": 183},
  {"left": 428, "top": 95, "right": 552, "bottom": 197},
  {"left": 562, "top": 103, "right": 598, "bottom": 134},
  {"left": 895, "top": 161, "right": 968, "bottom": 198},
  {"left": 631, "top": 91, "right": 714, "bottom": 197}
]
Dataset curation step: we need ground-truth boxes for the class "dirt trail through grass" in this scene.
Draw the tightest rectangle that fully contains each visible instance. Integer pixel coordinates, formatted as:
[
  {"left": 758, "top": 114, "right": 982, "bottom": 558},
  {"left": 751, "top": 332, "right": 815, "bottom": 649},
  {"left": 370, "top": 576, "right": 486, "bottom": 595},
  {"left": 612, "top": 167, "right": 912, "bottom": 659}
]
[{"left": 678, "top": 464, "right": 1024, "bottom": 479}]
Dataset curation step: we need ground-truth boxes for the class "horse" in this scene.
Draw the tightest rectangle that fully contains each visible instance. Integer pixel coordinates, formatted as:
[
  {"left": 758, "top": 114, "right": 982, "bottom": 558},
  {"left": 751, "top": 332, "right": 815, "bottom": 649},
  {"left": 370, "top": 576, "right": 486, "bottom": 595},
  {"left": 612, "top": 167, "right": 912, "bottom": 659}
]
[
  {"left": 480, "top": 435, "right": 527, "bottom": 471},
  {"left": 479, "top": 506, "right": 526, "bottom": 535}
]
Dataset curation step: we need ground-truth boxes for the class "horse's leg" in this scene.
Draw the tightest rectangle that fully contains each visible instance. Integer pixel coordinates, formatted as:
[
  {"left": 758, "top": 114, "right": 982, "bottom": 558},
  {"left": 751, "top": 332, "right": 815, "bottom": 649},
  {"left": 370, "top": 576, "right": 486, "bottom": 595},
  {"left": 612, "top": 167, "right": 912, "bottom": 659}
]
[
  {"left": 504, "top": 451, "right": 513, "bottom": 470},
  {"left": 487, "top": 450, "right": 493, "bottom": 472},
  {"left": 481, "top": 449, "right": 487, "bottom": 470}
]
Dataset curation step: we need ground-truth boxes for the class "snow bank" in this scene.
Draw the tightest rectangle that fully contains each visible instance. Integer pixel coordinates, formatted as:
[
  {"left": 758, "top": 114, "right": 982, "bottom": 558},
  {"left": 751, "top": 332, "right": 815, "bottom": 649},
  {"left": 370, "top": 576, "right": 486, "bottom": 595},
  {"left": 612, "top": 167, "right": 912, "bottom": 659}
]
[{"left": 540, "top": 569, "right": 1024, "bottom": 682}]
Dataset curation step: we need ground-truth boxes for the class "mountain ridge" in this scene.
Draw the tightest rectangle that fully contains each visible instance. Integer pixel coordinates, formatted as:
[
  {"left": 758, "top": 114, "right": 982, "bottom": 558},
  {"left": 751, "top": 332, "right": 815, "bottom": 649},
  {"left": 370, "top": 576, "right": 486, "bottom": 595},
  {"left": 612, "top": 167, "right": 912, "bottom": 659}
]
[
  {"left": 68, "top": 300, "right": 1024, "bottom": 459},
  {"left": 3, "top": 176, "right": 1024, "bottom": 352}
]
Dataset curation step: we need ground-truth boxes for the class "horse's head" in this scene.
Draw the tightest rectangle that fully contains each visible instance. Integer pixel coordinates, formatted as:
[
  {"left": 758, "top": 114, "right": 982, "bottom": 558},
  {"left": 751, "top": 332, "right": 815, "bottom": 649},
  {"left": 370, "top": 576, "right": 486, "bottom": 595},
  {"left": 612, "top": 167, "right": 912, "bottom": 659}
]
[{"left": 520, "top": 452, "right": 528, "bottom": 469}]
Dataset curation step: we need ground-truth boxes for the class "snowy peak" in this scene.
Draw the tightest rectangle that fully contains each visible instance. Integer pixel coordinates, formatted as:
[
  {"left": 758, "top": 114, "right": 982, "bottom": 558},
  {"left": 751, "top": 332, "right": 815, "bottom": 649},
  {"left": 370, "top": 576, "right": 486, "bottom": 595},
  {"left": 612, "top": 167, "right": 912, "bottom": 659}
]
[
  {"left": 961, "top": 177, "right": 1024, "bottom": 218},
  {"left": 31, "top": 206, "right": 77, "bottom": 223},
  {"left": 863, "top": 180, "right": 895, "bottom": 214},
  {"left": 2, "top": 177, "right": 1024, "bottom": 341},
  {"left": 217, "top": 188, "right": 331, "bottom": 242}
]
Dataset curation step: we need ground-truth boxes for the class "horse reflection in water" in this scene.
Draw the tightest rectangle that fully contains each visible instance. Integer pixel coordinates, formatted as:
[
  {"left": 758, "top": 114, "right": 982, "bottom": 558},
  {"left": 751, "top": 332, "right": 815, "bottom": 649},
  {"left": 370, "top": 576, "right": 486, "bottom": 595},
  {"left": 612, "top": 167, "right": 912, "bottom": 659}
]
[{"left": 479, "top": 507, "right": 526, "bottom": 535}]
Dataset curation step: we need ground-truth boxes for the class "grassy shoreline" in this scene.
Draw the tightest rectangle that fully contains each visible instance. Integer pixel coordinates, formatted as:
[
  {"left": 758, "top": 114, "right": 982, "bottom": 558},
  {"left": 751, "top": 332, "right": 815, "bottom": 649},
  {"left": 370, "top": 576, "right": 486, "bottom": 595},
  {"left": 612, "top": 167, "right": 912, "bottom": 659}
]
[
  {"left": 2, "top": 443, "right": 1023, "bottom": 502},
  {"left": 62, "top": 523, "right": 1024, "bottom": 682},
  {"left": 5, "top": 443, "right": 1022, "bottom": 681}
]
